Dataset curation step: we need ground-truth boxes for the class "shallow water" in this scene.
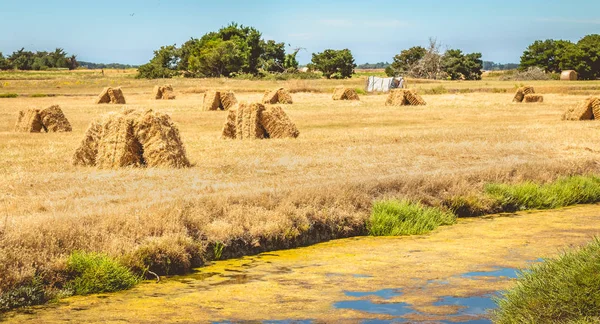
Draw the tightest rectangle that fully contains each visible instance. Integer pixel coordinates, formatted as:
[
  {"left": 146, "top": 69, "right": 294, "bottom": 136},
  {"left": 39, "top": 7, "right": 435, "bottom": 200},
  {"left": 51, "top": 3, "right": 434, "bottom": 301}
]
[{"left": 5, "top": 205, "right": 600, "bottom": 323}]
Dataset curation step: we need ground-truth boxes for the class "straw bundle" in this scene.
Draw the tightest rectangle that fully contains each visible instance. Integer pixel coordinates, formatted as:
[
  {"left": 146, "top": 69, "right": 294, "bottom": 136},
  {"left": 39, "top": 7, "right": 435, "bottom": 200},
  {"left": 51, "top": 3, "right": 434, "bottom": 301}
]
[
  {"left": 108, "top": 87, "right": 126, "bottom": 104},
  {"left": 513, "top": 86, "right": 535, "bottom": 103},
  {"left": 261, "top": 106, "right": 300, "bottom": 138},
  {"left": 221, "top": 108, "right": 237, "bottom": 139},
  {"left": 96, "top": 112, "right": 143, "bottom": 168},
  {"left": 153, "top": 84, "right": 175, "bottom": 100},
  {"left": 385, "top": 89, "right": 426, "bottom": 106},
  {"left": 332, "top": 87, "right": 359, "bottom": 100},
  {"left": 39, "top": 105, "right": 72, "bottom": 132},
  {"left": 524, "top": 94, "right": 543, "bottom": 103},
  {"left": 220, "top": 91, "right": 238, "bottom": 110},
  {"left": 203, "top": 91, "right": 221, "bottom": 111},
  {"left": 262, "top": 88, "right": 293, "bottom": 104},
  {"left": 562, "top": 97, "right": 596, "bottom": 121},
  {"left": 591, "top": 97, "right": 600, "bottom": 119},
  {"left": 134, "top": 110, "right": 191, "bottom": 168},
  {"left": 236, "top": 102, "right": 266, "bottom": 139},
  {"left": 14, "top": 109, "right": 43, "bottom": 132},
  {"left": 95, "top": 87, "right": 111, "bottom": 104},
  {"left": 72, "top": 119, "right": 103, "bottom": 166},
  {"left": 404, "top": 89, "right": 426, "bottom": 105}
]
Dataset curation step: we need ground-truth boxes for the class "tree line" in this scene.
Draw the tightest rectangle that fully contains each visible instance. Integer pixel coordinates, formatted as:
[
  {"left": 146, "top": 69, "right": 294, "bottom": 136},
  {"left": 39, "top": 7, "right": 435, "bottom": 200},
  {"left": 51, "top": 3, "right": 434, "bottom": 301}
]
[
  {"left": 78, "top": 61, "right": 138, "bottom": 69},
  {"left": 0, "top": 48, "right": 78, "bottom": 70}
]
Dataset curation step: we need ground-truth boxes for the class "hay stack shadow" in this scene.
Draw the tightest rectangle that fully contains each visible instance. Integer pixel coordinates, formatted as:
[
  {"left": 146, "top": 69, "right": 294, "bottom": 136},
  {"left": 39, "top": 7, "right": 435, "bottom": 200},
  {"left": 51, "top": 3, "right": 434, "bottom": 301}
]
[
  {"left": 563, "top": 97, "right": 600, "bottom": 121},
  {"left": 332, "top": 87, "right": 359, "bottom": 101},
  {"left": 512, "top": 86, "right": 535, "bottom": 103},
  {"left": 385, "top": 89, "right": 426, "bottom": 106},
  {"left": 73, "top": 108, "right": 190, "bottom": 168},
  {"left": 95, "top": 87, "right": 126, "bottom": 104},
  {"left": 203, "top": 90, "right": 238, "bottom": 111},
  {"left": 262, "top": 88, "right": 293, "bottom": 104},
  {"left": 15, "top": 105, "right": 72, "bottom": 132},
  {"left": 221, "top": 102, "right": 299, "bottom": 139},
  {"left": 153, "top": 84, "right": 176, "bottom": 100}
]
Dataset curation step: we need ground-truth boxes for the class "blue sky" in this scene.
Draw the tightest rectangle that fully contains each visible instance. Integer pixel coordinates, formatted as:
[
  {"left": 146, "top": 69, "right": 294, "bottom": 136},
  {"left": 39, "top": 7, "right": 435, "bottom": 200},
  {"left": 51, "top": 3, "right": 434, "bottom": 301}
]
[{"left": 0, "top": 0, "right": 598, "bottom": 65}]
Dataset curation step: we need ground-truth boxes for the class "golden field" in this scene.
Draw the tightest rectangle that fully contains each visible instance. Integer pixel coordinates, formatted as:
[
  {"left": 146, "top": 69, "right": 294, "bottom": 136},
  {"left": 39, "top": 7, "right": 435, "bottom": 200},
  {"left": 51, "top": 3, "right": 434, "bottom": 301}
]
[{"left": 2, "top": 70, "right": 600, "bottom": 295}]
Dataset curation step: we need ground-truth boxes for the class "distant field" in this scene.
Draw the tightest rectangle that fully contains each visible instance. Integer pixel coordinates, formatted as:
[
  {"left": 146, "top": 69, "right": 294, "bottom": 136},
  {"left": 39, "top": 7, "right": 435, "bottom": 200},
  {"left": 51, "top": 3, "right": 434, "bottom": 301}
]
[{"left": 1, "top": 71, "right": 600, "bottom": 306}]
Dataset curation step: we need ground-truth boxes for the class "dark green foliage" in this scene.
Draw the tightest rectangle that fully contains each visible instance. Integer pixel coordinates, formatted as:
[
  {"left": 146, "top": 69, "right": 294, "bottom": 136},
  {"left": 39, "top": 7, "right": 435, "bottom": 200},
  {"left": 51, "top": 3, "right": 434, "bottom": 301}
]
[
  {"left": 368, "top": 200, "right": 456, "bottom": 236},
  {"left": 0, "top": 277, "right": 46, "bottom": 312},
  {"left": 494, "top": 238, "right": 600, "bottom": 323},
  {"left": 66, "top": 251, "right": 139, "bottom": 295},
  {"left": 482, "top": 61, "right": 519, "bottom": 70},
  {"left": 358, "top": 62, "right": 390, "bottom": 69},
  {"left": 3, "top": 48, "right": 75, "bottom": 71},
  {"left": 386, "top": 46, "right": 426, "bottom": 76},
  {"left": 441, "top": 49, "right": 483, "bottom": 80},
  {"left": 261, "top": 40, "right": 286, "bottom": 72},
  {"left": 0, "top": 52, "right": 10, "bottom": 70},
  {"left": 520, "top": 34, "right": 600, "bottom": 80},
  {"left": 485, "top": 175, "right": 600, "bottom": 211},
  {"left": 78, "top": 61, "right": 138, "bottom": 69},
  {"left": 136, "top": 45, "right": 180, "bottom": 79},
  {"left": 308, "top": 49, "right": 356, "bottom": 79},
  {"left": 0, "top": 93, "right": 18, "bottom": 98}
]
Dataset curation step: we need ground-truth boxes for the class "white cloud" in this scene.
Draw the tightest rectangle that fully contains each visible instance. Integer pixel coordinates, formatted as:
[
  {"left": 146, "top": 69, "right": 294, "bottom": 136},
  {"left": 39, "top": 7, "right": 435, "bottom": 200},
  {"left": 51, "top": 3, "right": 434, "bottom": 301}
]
[{"left": 535, "top": 17, "right": 600, "bottom": 25}]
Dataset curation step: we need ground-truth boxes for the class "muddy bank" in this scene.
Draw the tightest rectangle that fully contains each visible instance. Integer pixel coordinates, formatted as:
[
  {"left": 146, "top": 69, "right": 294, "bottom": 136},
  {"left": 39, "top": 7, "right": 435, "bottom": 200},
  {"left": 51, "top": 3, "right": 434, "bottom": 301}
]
[{"left": 5, "top": 205, "right": 600, "bottom": 323}]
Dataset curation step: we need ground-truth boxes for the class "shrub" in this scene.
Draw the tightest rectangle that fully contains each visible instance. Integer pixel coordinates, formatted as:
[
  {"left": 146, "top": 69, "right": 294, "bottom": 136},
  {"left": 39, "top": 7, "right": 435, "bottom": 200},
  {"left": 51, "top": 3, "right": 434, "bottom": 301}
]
[
  {"left": 66, "top": 251, "right": 139, "bottom": 295},
  {"left": 30, "top": 93, "right": 48, "bottom": 98},
  {"left": 368, "top": 199, "right": 456, "bottom": 236},
  {"left": 355, "top": 88, "right": 367, "bottom": 95},
  {"left": 0, "top": 93, "right": 18, "bottom": 98},
  {"left": 124, "top": 235, "right": 203, "bottom": 276},
  {"left": 494, "top": 238, "right": 600, "bottom": 323},
  {"left": 500, "top": 67, "right": 549, "bottom": 81},
  {"left": 485, "top": 175, "right": 600, "bottom": 211},
  {"left": 308, "top": 49, "right": 356, "bottom": 79},
  {"left": 0, "top": 277, "right": 46, "bottom": 312}
]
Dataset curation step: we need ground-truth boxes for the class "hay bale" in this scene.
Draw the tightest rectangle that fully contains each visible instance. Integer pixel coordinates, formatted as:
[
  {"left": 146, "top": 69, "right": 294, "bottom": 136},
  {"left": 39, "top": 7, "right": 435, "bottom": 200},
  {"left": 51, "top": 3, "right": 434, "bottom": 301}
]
[
  {"left": 220, "top": 91, "right": 238, "bottom": 110},
  {"left": 153, "top": 84, "right": 175, "bottom": 100},
  {"left": 108, "top": 87, "right": 126, "bottom": 104},
  {"left": 134, "top": 110, "right": 190, "bottom": 168},
  {"left": 590, "top": 98, "right": 600, "bottom": 119},
  {"left": 562, "top": 98, "right": 595, "bottom": 121},
  {"left": 262, "top": 88, "right": 293, "bottom": 104},
  {"left": 385, "top": 89, "right": 408, "bottom": 106},
  {"left": 235, "top": 102, "right": 266, "bottom": 139},
  {"left": 262, "top": 89, "right": 279, "bottom": 104},
  {"left": 96, "top": 112, "right": 143, "bottom": 168},
  {"left": 72, "top": 119, "right": 103, "bottom": 166},
  {"left": 221, "top": 108, "right": 237, "bottom": 139},
  {"left": 332, "top": 87, "right": 359, "bottom": 100},
  {"left": 203, "top": 91, "right": 221, "bottom": 111},
  {"left": 524, "top": 94, "right": 543, "bottom": 103},
  {"left": 523, "top": 86, "right": 535, "bottom": 95},
  {"left": 14, "top": 109, "right": 43, "bottom": 132},
  {"left": 404, "top": 89, "right": 426, "bottom": 105},
  {"left": 513, "top": 86, "right": 534, "bottom": 103},
  {"left": 261, "top": 106, "right": 299, "bottom": 138},
  {"left": 152, "top": 85, "right": 162, "bottom": 100},
  {"left": 39, "top": 105, "right": 72, "bottom": 132},
  {"left": 95, "top": 87, "right": 111, "bottom": 104},
  {"left": 560, "top": 70, "right": 578, "bottom": 81}
]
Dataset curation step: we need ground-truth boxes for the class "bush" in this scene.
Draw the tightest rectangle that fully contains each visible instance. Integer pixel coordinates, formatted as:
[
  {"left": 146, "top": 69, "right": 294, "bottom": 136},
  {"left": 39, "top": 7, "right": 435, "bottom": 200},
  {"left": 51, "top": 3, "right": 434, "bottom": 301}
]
[
  {"left": 368, "top": 199, "right": 456, "bottom": 236},
  {"left": 494, "top": 238, "right": 600, "bottom": 323},
  {"left": 66, "top": 251, "right": 139, "bottom": 295},
  {"left": 124, "top": 235, "right": 203, "bottom": 276},
  {"left": 308, "top": 49, "right": 356, "bottom": 79},
  {"left": 0, "top": 93, "right": 18, "bottom": 98},
  {"left": 500, "top": 67, "right": 549, "bottom": 81},
  {"left": 485, "top": 175, "right": 600, "bottom": 211},
  {"left": 0, "top": 277, "right": 46, "bottom": 312}
]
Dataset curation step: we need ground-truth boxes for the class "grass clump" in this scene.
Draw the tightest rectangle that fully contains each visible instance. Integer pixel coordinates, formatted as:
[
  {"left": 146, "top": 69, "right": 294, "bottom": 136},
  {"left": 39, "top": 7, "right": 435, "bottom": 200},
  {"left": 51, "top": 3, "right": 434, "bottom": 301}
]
[
  {"left": 0, "top": 93, "right": 18, "bottom": 98},
  {"left": 494, "top": 238, "right": 600, "bottom": 323},
  {"left": 66, "top": 251, "right": 140, "bottom": 295},
  {"left": 368, "top": 199, "right": 456, "bottom": 236},
  {"left": 0, "top": 277, "right": 46, "bottom": 312},
  {"left": 30, "top": 93, "right": 48, "bottom": 98},
  {"left": 485, "top": 175, "right": 600, "bottom": 211}
]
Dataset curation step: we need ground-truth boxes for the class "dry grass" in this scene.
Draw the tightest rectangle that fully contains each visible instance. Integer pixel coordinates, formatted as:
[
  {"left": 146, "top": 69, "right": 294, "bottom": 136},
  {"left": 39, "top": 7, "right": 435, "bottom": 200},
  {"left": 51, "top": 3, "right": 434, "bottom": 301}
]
[{"left": 2, "top": 76, "right": 600, "bottom": 298}]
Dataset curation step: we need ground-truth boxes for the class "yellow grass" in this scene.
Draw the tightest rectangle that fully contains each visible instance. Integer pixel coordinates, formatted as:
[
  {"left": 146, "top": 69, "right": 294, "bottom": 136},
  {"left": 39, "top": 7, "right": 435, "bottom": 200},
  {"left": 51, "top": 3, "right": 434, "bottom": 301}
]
[{"left": 2, "top": 73, "right": 600, "bottom": 295}]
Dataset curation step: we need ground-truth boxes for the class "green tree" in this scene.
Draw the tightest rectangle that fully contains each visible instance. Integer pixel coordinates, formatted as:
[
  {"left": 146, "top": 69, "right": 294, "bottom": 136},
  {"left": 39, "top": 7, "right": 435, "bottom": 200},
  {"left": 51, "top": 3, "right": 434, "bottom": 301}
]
[
  {"left": 284, "top": 48, "right": 301, "bottom": 71},
  {"left": 308, "top": 49, "right": 356, "bottom": 79},
  {"left": 260, "top": 40, "right": 285, "bottom": 72},
  {"left": 0, "top": 52, "right": 10, "bottom": 70},
  {"left": 136, "top": 45, "right": 179, "bottom": 79},
  {"left": 520, "top": 39, "right": 574, "bottom": 73},
  {"left": 577, "top": 34, "right": 600, "bottom": 80},
  {"left": 188, "top": 38, "right": 243, "bottom": 77},
  {"left": 8, "top": 48, "right": 35, "bottom": 70},
  {"left": 386, "top": 46, "right": 426, "bottom": 76}
]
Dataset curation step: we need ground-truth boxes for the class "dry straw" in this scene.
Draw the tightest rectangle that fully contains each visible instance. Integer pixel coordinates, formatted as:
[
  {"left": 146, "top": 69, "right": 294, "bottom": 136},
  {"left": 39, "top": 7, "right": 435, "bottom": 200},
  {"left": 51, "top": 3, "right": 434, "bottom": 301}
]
[
  {"left": 261, "top": 106, "right": 300, "bottom": 138},
  {"left": 524, "top": 94, "right": 544, "bottom": 103},
  {"left": 385, "top": 89, "right": 426, "bottom": 106},
  {"left": 562, "top": 97, "right": 599, "bottom": 121},
  {"left": 134, "top": 110, "right": 191, "bottom": 168},
  {"left": 39, "top": 105, "right": 72, "bottom": 132},
  {"left": 236, "top": 102, "right": 266, "bottom": 139},
  {"left": 203, "top": 91, "right": 221, "bottom": 111},
  {"left": 332, "top": 87, "right": 360, "bottom": 100},
  {"left": 513, "top": 86, "right": 535, "bottom": 103},
  {"left": 262, "top": 88, "right": 293, "bottom": 104},
  {"left": 221, "top": 102, "right": 299, "bottom": 139},
  {"left": 95, "top": 87, "right": 126, "bottom": 104},
  {"left": 220, "top": 91, "right": 238, "bottom": 110},
  {"left": 153, "top": 85, "right": 175, "bottom": 100},
  {"left": 72, "top": 119, "right": 103, "bottom": 166},
  {"left": 221, "top": 108, "right": 238, "bottom": 139},
  {"left": 14, "top": 109, "right": 43, "bottom": 132},
  {"left": 96, "top": 112, "right": 143, "bottom": 168}
]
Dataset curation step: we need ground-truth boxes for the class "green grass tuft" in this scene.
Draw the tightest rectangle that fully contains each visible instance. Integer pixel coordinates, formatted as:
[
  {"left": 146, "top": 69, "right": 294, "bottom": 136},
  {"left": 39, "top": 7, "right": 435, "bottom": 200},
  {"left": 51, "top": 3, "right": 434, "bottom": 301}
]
[
  {"left": 66, "top": 251, "right": 140, "bottom": 295},
  {"left": 485, "top": 175, "right": 600, "bottom": 211},
  {"left": 368, "top": 199, "right": 456, "bottom": 236},
  {"left": 494, "top": 238, "right": 600, "bottom": 323},
  {"left": 0, "top": 277, "right": 46, "bottom": 312},
  {"left": 0, "top": 93, "right": 18, "bottom": 98},
  {"left": 30, "top": 93, "right": 48, "bottom": 98}
]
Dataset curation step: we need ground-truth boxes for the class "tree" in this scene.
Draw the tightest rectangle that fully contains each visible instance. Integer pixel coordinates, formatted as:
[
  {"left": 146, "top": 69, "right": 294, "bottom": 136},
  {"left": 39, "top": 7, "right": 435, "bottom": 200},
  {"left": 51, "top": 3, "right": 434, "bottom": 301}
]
[
  {"left": 520, "top": 39, "right": 575, "bottom": 73},
  {"left": 260, "top": 40, "right": 285, "bottom": 72},
  {"left": 308, "top": 49, "right": 356, "bottom": 79},
  {"left": 577, "top": 34, "right": 600, "bottom": 80},
  {"left": 442, "top": 49, "right": 483, "bottom": 80},
  {"left": 0, "top": 52, "right": 10, "bottom": 70},
  {"left": 8, "top": 48, "right": 35, "bottom": 70},
  {"left": 410, "top": 38, "right": 445, "bottom": 79},
  {"left": 67, "top": 55, "right": 79, "bottom": 70},
  {"left": 136, "top": 45, "right": 179, "bottom": 79},
  {"left": 386, "top": 46, "right": 426, "bottom": 76}
]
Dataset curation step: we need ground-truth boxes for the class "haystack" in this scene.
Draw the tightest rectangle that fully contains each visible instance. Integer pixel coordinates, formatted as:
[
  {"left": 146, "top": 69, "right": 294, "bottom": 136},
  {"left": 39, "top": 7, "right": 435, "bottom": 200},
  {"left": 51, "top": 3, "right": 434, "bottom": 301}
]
[
  {"left": 524, "top": 94, "right": 543, "bottom": 103},
  {"left": 14, "top": 109, "right": 43, "bottom": 132},
  {"left": 513, "top": 86, "right": 535, "bottom": 103},
  {"left": 202, "top": 90, "right": 238, "bottom": 111},
  {"left": 261, "top": 106, "right": 300, "bottom": 138},
  {"left": 134, "top": 110, "right": 190, "bottom": 168},
  {"left": 562, "top": 97, "right": 599, "bottom": 121},
  {"left": 39, "top": 105, "right": 72, "bottom": 132},
  {"left": 153, "top": 85, "right": 175, "bottom": 100},
  {"left": 72, "top": 108, "right": 190, "bottom": 168},
  {"left": 95, "top": 87, "right": 126, "bottom": 104},
  {"left": 385, "top": 89, "right": 426, "bottom": 106},
  {"left": 262, "top": 88, "right": 293, "bottom": 104},
  {"left": 236, "top": 102, "right": 266, "bottom": 139},
  {"left": 560, "top": 70, "right": 577, "bottom": 81},
  {"left": 221, "top": 102, "right": 299, "bottom": 139},
  {"left": 332, "top": 87, "right": 359, "bottom": 100}
]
